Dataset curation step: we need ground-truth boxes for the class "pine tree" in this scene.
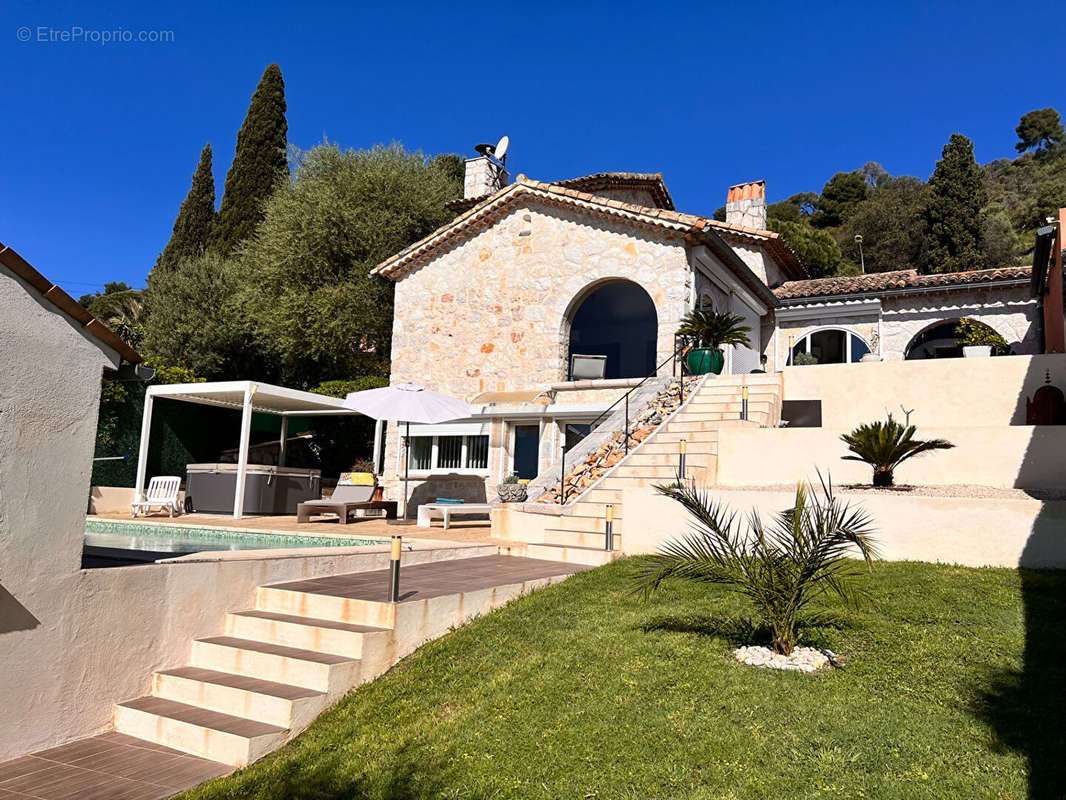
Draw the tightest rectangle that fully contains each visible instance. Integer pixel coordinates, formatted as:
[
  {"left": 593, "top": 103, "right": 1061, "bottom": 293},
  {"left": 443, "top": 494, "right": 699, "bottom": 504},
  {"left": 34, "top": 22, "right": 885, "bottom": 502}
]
[
  {"left": 923, "top": 134, "right": 986, "bottom": 273},
  {"left": 156, "top": 143, "right": 216, "bottom": 273},
  {"left": 210, "top": 64, "right": 289, "bottom": 257}
]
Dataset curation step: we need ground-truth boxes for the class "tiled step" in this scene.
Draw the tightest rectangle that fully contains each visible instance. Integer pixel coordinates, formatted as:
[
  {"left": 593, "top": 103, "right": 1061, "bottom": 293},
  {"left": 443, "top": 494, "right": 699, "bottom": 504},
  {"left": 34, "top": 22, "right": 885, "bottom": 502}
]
[
  {"left": 114, "top": 696, "right": 287, "bottom": 766},
  {"left": 152, "top": 666, "right": 323, "bottom": 729},
  {"left": 225, "top": 609, "right": 390, "bottom": 659},
  {"left": 543, "top": 528, "right": 621, "bottom": 549},
  {"left": 191, "top": 636, "right": 357, "bottom": 694},
  {"left": 664, "top": 419, "right": 760, "bottom": 432},
  {"left": 602, "top": 475, "right": 703, "bottom": 489},
  {"left": 650, "top": 430, "right": 720, "bottom": 444},
  {"left": 692, "top": 384, "right": 781, "bottom": 397},
  {"left": 673, "top": 410, "right": 771, "bottom": 423},
  {"left": 703, "top": 374, "right": 782, "bottom": 387},
  {"left": 256, "top": 585, "right": 395, "bottom": 629}
]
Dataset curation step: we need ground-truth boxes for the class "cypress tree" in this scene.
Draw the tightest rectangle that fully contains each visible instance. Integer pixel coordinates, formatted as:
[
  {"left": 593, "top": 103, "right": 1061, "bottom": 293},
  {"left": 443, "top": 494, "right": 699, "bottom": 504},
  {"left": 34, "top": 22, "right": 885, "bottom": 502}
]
[
  {"left": 923, "top": 133, "right": 986, "bottom": 273},
  {"left": 210, "top": 64, "right": 289, "bottom": 257},
  {"left": 156, "top": 143, "right": 216, "bottom": 273}
]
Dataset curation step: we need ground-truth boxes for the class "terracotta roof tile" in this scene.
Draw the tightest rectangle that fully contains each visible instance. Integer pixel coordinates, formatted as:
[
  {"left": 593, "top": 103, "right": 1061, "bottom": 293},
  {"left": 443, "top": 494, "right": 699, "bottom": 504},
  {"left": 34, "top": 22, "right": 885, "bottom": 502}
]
[
  {"left": 774, "top": 266, "right": 1032, "bottom": 300},
  {"left": 0, "top": 242, "right": 141, "bottom": 363}
]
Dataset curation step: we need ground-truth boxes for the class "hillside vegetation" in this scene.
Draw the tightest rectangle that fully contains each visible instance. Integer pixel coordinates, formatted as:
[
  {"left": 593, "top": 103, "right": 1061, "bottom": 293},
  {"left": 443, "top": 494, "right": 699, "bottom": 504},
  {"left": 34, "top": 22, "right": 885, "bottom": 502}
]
[{"left": 719, "top": 107, "right": 1066, "bottom": 278}]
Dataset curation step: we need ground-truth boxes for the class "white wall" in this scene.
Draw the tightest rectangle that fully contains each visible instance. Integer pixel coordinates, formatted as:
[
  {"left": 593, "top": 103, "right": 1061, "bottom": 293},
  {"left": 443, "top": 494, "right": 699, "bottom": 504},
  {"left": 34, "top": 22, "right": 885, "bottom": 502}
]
[
  {"left": 780, "top": 353, "right": 1066, "bottom": 428},
  {"left": 716, "top": 425, "right": 1066, "bottom": 490},
  {"left": 623, "top": 488, "right": 1066, "bottom": 568}
]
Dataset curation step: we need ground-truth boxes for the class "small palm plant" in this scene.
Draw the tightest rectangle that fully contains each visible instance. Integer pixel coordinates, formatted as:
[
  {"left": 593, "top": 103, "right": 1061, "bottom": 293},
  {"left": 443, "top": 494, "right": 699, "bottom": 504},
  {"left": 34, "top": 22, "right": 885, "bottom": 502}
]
[
  {"left": 676, "top": 309, "right": 752, "bottom": 349},
  {"left": 634, "top": 478, "right": 877, "bottom": 655},
  {"left": 841, "top": 415, "right": 954, "bottom": 487}
]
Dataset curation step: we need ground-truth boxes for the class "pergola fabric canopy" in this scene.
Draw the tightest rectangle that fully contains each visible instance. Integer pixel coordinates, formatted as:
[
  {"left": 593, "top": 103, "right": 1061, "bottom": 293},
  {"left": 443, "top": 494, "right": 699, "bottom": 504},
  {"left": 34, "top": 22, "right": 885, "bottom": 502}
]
[{"left": 134, "top": 381, "right": 367, "bottom": 519}]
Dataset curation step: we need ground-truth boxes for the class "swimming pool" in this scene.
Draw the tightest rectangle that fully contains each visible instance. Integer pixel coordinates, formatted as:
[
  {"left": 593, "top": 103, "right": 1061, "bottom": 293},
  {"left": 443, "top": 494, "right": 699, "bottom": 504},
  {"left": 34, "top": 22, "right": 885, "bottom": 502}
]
[{"left": 84, "top": 519, "right": 379, "bottom": 560}]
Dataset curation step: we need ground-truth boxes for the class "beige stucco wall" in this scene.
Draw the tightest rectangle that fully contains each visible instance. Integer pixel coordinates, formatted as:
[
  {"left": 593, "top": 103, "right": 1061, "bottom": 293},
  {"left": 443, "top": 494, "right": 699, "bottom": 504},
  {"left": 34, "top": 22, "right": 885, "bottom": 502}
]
[
  {"left": 622, "top": 488, "right": 1066, "bottom": 568},
  {"left": 715, "top": 425, "right": 1066, "bottom": 490},
  {"left": 780, "top": 353, "right": 1066, "bottom": 428}
]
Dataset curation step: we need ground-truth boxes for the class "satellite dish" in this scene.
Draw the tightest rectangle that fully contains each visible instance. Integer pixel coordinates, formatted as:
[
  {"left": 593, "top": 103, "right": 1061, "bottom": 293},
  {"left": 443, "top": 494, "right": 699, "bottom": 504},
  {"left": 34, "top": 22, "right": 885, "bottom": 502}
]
[
  {"left": 474, "top": 143, "right": 495, "bottom": 158},
  {"left": 494, "top": 135, "right": 509, "bottom": 163}
]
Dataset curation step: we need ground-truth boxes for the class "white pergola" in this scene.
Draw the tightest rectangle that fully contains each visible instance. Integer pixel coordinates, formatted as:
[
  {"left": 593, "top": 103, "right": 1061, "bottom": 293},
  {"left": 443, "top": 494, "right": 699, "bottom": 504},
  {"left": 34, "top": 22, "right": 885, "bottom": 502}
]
[{"left": 135, "top": 381, "right": 377, "bottom": 519}]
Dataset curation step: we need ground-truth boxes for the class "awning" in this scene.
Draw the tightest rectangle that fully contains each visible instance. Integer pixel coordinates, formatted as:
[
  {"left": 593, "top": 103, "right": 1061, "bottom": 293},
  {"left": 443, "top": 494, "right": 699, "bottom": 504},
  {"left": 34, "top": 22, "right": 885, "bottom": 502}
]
[
  {"left": 134, "top": 381, "right": 366, "bottom": 519},
  {"left": 469, "top": 389, "right": 550, "bottom": 405}
]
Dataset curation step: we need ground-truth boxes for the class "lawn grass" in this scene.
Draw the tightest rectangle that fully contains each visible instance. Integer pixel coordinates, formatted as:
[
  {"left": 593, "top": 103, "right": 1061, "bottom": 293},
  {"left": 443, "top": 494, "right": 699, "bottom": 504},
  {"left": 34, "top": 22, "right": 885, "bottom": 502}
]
[{"left": 178, "top": 559, "right": 1065, "bottom": 800}]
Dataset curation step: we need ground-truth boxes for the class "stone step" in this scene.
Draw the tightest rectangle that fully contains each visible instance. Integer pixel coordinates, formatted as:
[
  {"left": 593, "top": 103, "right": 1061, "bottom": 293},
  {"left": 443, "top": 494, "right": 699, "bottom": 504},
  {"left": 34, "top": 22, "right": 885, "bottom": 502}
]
[
  {"left": 602, "top": 474, "right": 701, "bottom": 490},
  {"left": 568, "top": 500, "right": 623, "bottom": 517},
  {"left": 256, "top": 585, "right": 396, "bottom": 629},
  {"left": 225, "top": 610, "right": 391, "bottom": 659},
  {"left": 693, "top": 383, "right": 781, "bottom": 397},
  {"left": 622, "top": 452, "right": 715, "bottom": 468},
  {"left": 542, "top": 528, "right": 621, "bottom": 549},
  {"left": 547, "top": 513, "right": 622, "bottom": 533},
  {"left": 521, "top": 542, "right": 620, "bottom": 566},
  {"left": 702, "top": 374, "right": 782, "bottom": 387},
  {"left": 114, "top": 696, "right": 287, "bottom": 767},
  {"left": 664, "top": 419, "right": 759, "bottom": 432},
  {"left": 639, "top": 440, "right": 718, "bottom": 455},
  {"left": 679, "top": 400, "right": 774, "bottom": 413},
  {"left": 673, "top": 410, "right": 771, "bottom": 423},
  {"left": 152, "top": 666, "right": 324, "bottom": 730},
  {"left": 191, "top": 636, "right": 357, "bottom": 694},
  {"left": 610, "top": 465, "right": 709, "bottom": 480},
  {"left": 575, "top": 488, "right": 624, "bottom": 504},
  {"left": 650, "top": 429, "right": 720, "bottom": 444}
]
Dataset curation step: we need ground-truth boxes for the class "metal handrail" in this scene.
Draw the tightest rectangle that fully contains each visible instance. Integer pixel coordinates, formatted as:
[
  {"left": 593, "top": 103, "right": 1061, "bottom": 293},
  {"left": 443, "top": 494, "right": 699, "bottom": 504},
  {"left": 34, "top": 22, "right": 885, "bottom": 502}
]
[{"left": 560, "top": 338, "right": 690, "bottom": 504}]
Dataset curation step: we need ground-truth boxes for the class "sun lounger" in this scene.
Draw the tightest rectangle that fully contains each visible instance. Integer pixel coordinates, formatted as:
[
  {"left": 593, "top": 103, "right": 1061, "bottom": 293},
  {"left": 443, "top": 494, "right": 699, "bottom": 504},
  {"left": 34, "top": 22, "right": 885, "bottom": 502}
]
[
  {"left": 131, "top": 476, "right": 182, "bottom": 518},
  {"left": 296, "top": 474, "right": 397, "bottom": 524}
]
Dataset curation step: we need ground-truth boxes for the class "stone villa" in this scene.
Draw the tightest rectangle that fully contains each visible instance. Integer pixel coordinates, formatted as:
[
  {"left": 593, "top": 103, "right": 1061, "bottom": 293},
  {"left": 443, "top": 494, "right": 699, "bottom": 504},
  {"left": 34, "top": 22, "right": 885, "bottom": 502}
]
[{"left": 372, "top": 149, "right": 1057, "bottom": 505}]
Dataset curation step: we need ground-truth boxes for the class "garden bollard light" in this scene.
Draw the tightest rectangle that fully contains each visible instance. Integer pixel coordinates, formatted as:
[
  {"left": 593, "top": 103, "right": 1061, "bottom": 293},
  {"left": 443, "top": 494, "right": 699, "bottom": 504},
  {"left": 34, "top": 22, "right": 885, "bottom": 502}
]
[
  {"left": 679, "top": 438, "right": 687, "bottom": 480},
  {"left": 605, "top": 504, "right": 614, "bottom": 552},
  {"left": 742, "top": 385, "right": 749, "bottom": 421},
  {"left": 389, "top": 535, "right": 402, "bottom": 602}
]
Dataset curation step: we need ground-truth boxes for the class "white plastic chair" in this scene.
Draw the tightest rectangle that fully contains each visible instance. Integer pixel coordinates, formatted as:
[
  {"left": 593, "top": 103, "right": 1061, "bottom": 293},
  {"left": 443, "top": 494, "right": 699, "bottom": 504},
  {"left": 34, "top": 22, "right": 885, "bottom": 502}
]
[{"left": 131, "top": 476, "right": 182, "bottom": 518}]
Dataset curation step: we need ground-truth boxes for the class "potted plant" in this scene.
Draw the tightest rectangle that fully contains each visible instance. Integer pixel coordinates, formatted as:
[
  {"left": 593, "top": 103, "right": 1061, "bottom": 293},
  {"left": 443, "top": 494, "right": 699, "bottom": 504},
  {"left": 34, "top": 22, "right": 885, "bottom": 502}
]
[
  {"left": 497, "top": 473, "right": 528, "bottom": 502},
  {"left": 955, "top": 318, "right": 1009, "bottom": 358},
  {"left": 676, "top": 309, "right": 752, "bottom": 375}
]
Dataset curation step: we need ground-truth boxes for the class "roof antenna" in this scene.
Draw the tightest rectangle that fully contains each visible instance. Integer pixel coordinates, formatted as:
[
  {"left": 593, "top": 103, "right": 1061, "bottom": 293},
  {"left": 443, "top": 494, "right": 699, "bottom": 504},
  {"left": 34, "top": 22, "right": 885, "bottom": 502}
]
[{"left": 473, "top": 136, "right": 510, "bottom": 192}]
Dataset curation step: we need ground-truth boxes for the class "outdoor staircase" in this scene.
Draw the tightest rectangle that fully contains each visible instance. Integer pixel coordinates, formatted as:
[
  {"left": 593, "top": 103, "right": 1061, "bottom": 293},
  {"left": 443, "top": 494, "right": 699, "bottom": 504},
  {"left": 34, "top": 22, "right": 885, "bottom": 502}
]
[
  {"left": 113, "top": 592, "right": 393, "bottom": 766},
  {"left": 504, "top": 374, "right": 783, "bottom": 562}
]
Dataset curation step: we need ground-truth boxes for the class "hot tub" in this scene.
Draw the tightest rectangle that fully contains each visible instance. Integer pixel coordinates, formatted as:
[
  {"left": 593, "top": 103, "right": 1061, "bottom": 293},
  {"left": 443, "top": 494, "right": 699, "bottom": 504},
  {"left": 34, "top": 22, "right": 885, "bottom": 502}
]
[{"left": 185, "top": 463, "right": 321, "bottom": 515}]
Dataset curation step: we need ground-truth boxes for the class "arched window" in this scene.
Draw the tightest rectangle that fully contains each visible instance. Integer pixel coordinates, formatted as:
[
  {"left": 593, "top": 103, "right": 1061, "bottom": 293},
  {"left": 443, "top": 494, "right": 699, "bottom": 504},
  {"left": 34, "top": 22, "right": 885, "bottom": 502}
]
[
  {"left": 790, "top": 328, "right": 871, "bottom": 365},
  {"left": 567, "top": 280, "right": 657, "bottom": 379}
]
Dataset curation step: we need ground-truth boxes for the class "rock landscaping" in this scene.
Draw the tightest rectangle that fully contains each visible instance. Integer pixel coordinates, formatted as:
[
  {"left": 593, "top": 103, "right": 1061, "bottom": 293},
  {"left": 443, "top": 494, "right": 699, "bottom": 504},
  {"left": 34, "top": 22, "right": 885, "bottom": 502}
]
[
  {"left": 734, "top": 645, "right": 833, "bottom": 673},
  {"left": 535, "top": 376, "right": 700, "bottom": 503}
]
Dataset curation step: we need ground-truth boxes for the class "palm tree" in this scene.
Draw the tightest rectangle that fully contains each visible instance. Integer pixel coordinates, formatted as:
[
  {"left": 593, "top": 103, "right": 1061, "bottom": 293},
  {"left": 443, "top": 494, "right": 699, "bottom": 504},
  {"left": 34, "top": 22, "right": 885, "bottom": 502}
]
[
  {"left": 841, "top": 416, "right": 954, "bottom": 487},
  {"left": 634, "top": 478, "right": 877, "bottom": 655},
  {"left": 676, "top": 309, "right": 751, "bottom": 349}
]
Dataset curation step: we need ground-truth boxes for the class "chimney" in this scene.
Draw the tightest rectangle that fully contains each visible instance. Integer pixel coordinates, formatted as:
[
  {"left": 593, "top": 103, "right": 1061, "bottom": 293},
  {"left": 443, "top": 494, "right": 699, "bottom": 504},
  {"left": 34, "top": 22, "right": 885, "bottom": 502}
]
[
  {"left": 464, "top": 152, "right": 509, "bottom": 199},
  {"left": 725, "top": 180, "right": 766, "bottom": 230}
]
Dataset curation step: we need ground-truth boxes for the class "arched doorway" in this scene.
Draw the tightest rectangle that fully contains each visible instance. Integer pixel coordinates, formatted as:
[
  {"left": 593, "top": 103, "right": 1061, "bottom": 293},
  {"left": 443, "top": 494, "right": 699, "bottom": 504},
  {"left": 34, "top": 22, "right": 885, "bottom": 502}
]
[
  {"left": 904, "top": 318, "right": 1004, "bottom": 360},
  {"left": 566, "top": 280, "right": 657, "bottom": 380}
]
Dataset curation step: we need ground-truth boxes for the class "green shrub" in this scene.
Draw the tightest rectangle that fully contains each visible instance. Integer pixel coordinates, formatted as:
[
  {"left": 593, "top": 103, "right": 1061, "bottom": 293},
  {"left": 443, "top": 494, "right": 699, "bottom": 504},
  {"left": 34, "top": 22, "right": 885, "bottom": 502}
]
[{"left": 841, "top": 415, "right": 955, "bottom": 487}]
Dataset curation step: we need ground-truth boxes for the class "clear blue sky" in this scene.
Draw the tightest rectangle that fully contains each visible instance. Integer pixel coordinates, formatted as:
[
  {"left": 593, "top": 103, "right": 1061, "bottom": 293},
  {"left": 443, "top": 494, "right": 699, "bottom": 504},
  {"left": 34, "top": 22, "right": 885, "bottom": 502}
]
[{"left": 3, "top": 0, "right": 1060, "bottom": 295}]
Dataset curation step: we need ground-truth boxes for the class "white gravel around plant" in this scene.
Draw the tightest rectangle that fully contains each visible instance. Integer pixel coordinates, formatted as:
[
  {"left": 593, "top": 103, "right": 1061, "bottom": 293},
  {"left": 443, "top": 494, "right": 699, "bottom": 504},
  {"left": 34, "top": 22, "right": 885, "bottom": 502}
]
[{"left": 734, "top": 645, "right": 832, "bottom": 673}]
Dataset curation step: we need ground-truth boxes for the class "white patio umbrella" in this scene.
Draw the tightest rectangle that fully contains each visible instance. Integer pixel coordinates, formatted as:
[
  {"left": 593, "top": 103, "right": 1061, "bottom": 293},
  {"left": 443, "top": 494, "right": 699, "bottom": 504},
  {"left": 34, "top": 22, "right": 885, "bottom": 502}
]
[{"left": 343, "top": 382, "right": 471, "bottom": 520}]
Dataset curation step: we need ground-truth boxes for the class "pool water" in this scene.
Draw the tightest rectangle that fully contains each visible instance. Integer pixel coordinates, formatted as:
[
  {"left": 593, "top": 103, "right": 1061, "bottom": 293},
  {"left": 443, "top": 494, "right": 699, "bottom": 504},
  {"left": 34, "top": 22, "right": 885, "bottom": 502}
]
[{"left": 84, "top": 519, "right": 378, "bottom": 557}]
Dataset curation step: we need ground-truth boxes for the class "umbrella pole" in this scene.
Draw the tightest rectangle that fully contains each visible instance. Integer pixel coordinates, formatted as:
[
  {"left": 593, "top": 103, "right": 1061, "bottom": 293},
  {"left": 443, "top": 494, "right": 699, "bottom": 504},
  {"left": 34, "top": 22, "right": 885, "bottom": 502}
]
[{"left": 403, "top": 421, "right": 411, "bottom": 520}]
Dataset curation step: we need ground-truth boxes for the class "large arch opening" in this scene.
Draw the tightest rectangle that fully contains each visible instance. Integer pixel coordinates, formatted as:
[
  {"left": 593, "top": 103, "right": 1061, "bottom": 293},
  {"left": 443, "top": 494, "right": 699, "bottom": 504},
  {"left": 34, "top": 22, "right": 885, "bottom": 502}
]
[
  {"left": 904, "top": 318, "right": 1006, "bottom": 360},
  {"left": 566, "top": 280, "right": 657, "bottom": 380},
  {"left": 790, "top": 327, "right": 871, "bottom": 365}
]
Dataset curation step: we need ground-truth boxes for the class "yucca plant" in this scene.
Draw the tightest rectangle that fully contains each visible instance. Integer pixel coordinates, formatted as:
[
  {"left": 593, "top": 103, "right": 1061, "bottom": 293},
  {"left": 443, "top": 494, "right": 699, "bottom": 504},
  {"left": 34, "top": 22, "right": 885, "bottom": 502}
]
[
  {"left": 676, "top": 309, "right": 752, "bottom": 349},
  {"left": 841, "top": 415, "right": 954, "bottom": 487},
  {"left": 634, "top": 478, "right": 877, "bottom": 655}
]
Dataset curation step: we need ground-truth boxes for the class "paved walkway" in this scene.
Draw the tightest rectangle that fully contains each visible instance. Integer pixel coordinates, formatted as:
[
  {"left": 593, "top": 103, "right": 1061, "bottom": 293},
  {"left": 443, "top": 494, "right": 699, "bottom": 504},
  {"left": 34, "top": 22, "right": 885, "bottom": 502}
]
[{"left": 0, "top": 732, "right": 229, "bottom": 799}]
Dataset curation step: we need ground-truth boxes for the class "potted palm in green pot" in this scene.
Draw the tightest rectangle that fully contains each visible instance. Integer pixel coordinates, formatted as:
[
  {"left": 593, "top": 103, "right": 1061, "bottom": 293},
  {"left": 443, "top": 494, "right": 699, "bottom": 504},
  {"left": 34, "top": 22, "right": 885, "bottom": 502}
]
[{"left": 677, "top": 309, "right": 752, "bottom": 375}]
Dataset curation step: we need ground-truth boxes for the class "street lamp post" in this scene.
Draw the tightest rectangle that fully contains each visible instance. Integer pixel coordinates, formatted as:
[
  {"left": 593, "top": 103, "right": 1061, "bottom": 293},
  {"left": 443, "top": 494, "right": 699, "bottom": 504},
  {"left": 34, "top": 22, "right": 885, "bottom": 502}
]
[{"left": 854, "top": 234, "right": 866, "bottom": 274}]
